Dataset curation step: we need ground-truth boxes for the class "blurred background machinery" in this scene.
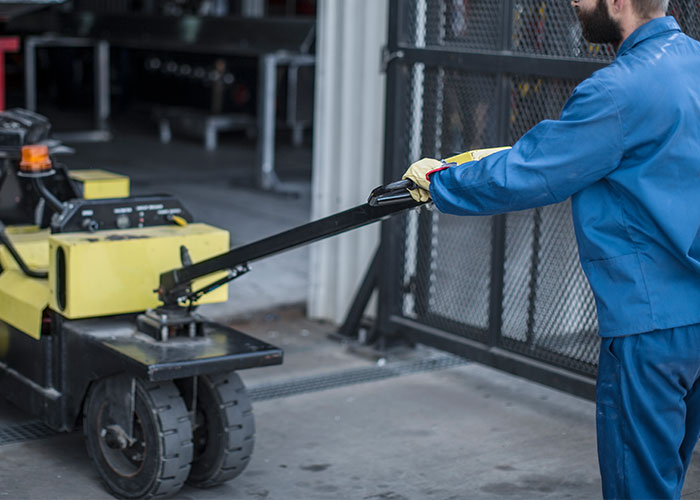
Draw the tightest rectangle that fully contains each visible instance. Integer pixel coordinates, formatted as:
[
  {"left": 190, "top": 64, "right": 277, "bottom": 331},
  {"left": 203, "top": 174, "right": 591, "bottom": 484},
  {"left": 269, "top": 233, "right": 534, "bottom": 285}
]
[{"left": 2, "top": 0, "right": 316, "bottom": 189}]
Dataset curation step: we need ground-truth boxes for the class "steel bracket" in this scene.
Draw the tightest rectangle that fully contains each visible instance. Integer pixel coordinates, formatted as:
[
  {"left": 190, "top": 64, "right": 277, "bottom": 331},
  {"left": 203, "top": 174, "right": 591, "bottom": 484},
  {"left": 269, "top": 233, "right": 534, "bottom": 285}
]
[
  {"left": 381, "top": 46, "right": 405, "bottom": 73},
  {"left": 103, "top": 374, "right": 136, "bottom": 445}
]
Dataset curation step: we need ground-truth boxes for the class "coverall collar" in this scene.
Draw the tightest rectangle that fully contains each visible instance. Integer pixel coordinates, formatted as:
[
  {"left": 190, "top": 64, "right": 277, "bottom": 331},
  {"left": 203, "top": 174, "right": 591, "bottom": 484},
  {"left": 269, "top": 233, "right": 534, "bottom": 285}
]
[{"left": 617, "top": 16, "right": 681, "bottom": 57}]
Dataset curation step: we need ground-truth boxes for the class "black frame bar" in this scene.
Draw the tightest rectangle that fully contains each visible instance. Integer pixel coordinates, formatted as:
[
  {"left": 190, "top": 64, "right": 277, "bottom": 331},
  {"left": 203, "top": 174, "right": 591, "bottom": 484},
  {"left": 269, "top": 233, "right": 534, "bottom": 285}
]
[
  {"left": 399, "top": 48, "right": 607, "bottom": 81},
  {"left": 392, "top": 315, "right": 596, "bottom": 400}
]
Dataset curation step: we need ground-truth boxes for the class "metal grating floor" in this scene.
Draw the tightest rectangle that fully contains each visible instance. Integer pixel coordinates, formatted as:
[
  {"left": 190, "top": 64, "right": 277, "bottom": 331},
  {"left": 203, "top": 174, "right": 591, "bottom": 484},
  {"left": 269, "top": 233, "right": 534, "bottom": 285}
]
[
  {"left": 248, "top": 353, "right": 469, "bottom": 401},
  {"left": 0, "top": 354, "right": 469, "bottom": 446},
  {"left": 0, "top": 420, "right": 58, "bottom": 446}
]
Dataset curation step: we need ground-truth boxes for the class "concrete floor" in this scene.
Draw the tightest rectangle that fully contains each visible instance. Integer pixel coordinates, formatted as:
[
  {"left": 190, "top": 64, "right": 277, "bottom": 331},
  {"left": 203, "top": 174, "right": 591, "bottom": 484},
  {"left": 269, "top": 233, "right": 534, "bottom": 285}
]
[
  {"left": 2, "top": 117, "right": 700, "bottom": 499},
  {"left": 2, "top": 307, "right": 608, "bottom": 500}
]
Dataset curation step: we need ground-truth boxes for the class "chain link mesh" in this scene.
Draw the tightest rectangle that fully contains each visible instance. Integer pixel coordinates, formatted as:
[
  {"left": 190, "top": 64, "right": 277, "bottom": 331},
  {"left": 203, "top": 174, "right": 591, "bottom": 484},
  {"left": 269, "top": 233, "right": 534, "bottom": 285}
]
[
  {"left": 402, "top": 0, "right": 503, "bottom": 50},
  {"left": 501, "top": 202, "right": 599, "bottom": 375},
  {"left": 424, "top": 68, "right": 501, "bottom": 155},
  {"left": 508, "top": 75, "right": 577, "bottom": 142},
  {"left": 402, "top": 209, "right": 493, "bottom": 342},
  {"left": 428, "top": 211, "right": 492, "bottom": 333},
  {"left": 400, "top": 1, "right": 698, "bottom": 54},
  {"left": 511, "top": 1, "right": 615, "bottom": 59},
  {"left": 668, "top": 0, "right": 700, "bottom": 39}
]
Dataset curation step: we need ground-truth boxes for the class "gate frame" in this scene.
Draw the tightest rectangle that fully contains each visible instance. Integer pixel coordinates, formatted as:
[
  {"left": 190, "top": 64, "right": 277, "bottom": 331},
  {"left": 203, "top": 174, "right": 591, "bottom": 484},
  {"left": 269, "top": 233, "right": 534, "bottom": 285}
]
[{"left": 375, "top": 0, "right": 614, "bottom": 401}]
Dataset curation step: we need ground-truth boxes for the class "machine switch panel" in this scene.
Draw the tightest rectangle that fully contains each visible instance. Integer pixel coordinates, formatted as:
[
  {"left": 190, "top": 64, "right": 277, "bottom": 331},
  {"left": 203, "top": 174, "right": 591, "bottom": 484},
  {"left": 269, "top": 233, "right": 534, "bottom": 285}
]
[{"left": 51, "top": 195, "right": 193, "bottom": 233}]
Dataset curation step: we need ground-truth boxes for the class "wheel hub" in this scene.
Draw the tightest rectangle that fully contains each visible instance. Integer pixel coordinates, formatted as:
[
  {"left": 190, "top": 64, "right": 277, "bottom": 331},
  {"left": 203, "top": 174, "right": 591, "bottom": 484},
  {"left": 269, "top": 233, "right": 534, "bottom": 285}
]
[
  {"left": 101, "top": 424, "right": 135, "bottom": 450},
  {"left": 97, "top": 403, "right": 146, "bottom": 477}
]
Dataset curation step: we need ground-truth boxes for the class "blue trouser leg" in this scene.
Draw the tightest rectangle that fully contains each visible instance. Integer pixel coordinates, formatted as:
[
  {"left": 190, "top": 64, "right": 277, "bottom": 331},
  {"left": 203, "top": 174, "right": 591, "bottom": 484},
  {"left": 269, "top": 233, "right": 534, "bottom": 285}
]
[
  {"left": 679, "top": 375, "right": 700, "bottom": 490},
  {"left": 596, "top": 324, "right": 700, "bottom": 499}
]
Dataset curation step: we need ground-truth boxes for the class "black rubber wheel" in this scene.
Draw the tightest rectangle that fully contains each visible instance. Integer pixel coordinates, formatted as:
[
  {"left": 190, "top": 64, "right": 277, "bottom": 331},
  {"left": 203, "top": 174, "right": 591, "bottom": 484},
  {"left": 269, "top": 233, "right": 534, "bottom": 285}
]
[
  {"left": 185, "top": 371, "right": 255, "bottom": 488},
  {"left": 83, "top": 378, "right": 194, "bottom": 499}
]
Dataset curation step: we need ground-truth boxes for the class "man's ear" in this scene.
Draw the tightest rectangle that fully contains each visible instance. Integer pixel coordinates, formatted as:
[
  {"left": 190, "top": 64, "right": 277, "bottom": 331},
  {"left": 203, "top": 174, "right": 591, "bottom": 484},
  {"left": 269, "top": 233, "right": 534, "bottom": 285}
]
[{"left": 609, "top": 0, "right": 625, "bottom": 15}]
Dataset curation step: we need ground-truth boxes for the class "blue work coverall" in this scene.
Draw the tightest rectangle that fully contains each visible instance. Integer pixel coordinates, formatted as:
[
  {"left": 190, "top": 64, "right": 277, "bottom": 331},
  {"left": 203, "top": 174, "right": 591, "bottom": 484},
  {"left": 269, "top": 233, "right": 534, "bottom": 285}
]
[{"left": 428, "top": 17, "right": 700, "bottom": 499}]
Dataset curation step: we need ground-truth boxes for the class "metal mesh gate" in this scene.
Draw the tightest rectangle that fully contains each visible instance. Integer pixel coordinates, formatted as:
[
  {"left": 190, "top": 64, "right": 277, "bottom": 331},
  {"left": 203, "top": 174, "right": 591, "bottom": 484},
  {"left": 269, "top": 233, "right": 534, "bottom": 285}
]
[{"left": 379, "top": 0, "right": 700, "bottom": 399}]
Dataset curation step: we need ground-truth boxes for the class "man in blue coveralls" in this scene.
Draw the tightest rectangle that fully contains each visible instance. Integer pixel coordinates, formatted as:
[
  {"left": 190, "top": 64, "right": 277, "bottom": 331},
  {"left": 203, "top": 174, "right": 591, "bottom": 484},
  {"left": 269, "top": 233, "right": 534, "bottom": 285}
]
[{"left": 402, "top": 0, "right": 700, "bottom": 498}]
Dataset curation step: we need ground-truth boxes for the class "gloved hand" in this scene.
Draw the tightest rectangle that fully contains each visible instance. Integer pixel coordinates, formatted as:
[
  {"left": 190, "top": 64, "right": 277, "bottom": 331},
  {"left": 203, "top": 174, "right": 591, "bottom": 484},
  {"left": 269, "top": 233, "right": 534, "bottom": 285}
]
[
  {"left": 402, "top": 147, "right": 512, "bottom": 203},
  {"left": 402, "top": 158, "right": 442, "bottom": 202}
]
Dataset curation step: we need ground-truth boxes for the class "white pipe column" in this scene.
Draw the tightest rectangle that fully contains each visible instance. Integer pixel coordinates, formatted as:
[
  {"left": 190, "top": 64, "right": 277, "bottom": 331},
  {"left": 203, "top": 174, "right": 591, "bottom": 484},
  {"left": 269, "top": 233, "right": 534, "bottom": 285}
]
[{"left": 308, "top": 0, "right": 389, "bottom": 323}]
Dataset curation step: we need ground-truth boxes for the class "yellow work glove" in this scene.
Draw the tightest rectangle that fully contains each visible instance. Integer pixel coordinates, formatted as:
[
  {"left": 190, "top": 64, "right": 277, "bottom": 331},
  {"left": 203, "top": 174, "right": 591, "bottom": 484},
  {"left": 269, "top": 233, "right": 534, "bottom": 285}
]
[
  {"left": 402, "top": 158, "right": 442, "bottom": 203},
  {"left": 402, "top": 147, "right": 512, "bottom": 203},
  {"left": 402, "top": 146, "right": 510, "bottom": 202},
  {"left": 443, "top": 146, "right": 511, "bottom": 164}
]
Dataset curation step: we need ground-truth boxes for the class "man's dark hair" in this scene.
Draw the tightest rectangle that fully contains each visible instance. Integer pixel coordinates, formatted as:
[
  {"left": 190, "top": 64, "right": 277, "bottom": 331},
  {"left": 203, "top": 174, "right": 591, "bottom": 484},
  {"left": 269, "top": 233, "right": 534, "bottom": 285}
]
[{"left": 632, "top": 0, "right": 669, "bottom": 18}]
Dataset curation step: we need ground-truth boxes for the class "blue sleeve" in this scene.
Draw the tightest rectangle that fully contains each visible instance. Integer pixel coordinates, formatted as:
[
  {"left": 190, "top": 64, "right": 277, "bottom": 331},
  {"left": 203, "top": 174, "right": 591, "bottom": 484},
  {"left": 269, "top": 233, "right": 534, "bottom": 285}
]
[{"left": 429, "top": 79, "right": 624, "bottom": 216}]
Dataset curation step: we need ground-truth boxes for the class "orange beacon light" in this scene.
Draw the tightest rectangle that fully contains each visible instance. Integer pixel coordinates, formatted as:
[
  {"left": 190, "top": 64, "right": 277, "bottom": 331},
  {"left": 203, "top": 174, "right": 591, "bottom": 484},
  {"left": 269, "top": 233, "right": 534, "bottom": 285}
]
[{"left": 19, "top": 144, "right": 52, "bottom": 173}]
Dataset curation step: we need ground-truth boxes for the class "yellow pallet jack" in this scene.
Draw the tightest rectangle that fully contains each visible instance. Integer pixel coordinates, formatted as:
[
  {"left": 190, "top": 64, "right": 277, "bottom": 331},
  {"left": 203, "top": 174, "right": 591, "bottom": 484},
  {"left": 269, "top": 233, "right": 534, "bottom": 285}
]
[{"left": 0, "top": 109, "right": 420, "bottom": 498}]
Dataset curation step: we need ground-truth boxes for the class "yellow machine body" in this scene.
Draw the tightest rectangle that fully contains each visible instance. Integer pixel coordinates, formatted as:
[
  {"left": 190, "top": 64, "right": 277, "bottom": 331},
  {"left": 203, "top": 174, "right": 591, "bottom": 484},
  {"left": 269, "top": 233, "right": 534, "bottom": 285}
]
[
  {"left": 0, "top": 227, "right": 50, "bottom": 339},
  {"left": 49, "top": 223, "right": 229, "bottom": 320},
  {"left": 69, "top": 169, "right": 130, "bottom": 199}
]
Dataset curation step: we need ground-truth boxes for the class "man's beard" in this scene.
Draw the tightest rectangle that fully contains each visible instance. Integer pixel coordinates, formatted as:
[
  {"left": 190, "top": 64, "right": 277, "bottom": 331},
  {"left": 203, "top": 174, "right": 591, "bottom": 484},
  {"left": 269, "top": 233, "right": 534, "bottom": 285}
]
[{"left": 576, "top": 0, "right": 623, "bottom": 46}]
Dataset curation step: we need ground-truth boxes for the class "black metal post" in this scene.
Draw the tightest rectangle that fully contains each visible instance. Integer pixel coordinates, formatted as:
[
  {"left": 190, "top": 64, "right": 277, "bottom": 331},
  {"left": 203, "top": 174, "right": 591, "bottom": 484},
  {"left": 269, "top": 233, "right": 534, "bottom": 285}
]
[
  {"left": 377, "top": 0, "right": 411, "bottom": 340},
  {"left": 485, "top": 0, "right": 516, "bottom": 349},
  {"left": 525, "top": 207, "right": 542, "bottom": 347}
]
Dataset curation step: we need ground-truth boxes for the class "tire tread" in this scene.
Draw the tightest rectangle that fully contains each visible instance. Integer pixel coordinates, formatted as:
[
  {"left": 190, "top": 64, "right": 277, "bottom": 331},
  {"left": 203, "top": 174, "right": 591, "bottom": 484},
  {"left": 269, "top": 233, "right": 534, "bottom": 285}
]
[
  {"left": 84, "top": 378, "right": 193, "bottom": 499},
  {"left": 186, "top": 371, "right": 254, "bottom": 488}
]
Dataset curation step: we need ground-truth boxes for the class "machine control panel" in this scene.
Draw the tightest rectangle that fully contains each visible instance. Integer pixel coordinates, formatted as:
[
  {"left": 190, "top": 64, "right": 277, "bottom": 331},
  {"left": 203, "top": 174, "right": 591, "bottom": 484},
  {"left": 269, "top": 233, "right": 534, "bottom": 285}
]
[{"left": 51, "top": 195, "right": 193, "bottom": 233}]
